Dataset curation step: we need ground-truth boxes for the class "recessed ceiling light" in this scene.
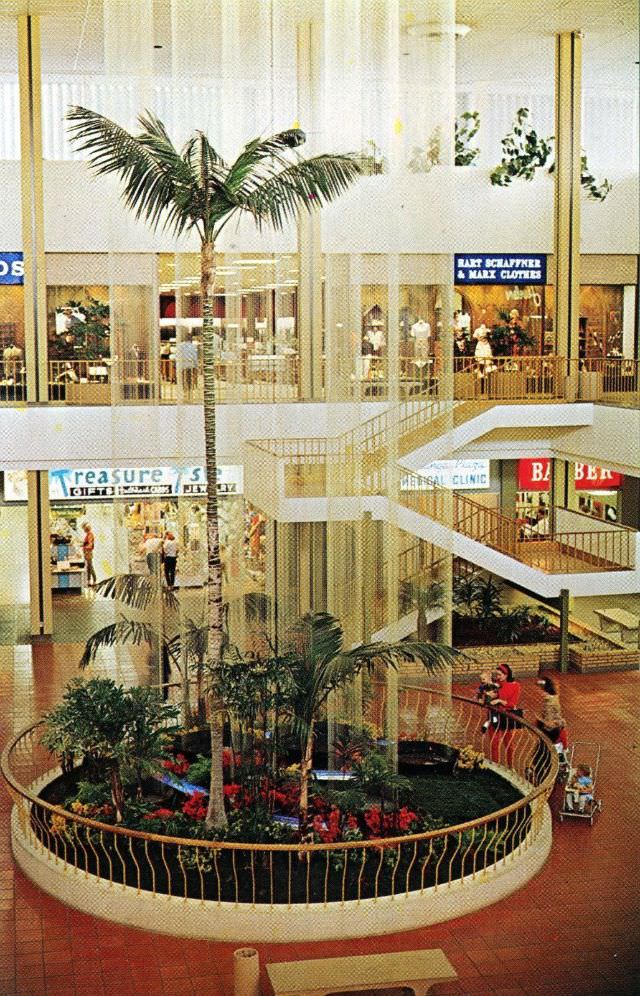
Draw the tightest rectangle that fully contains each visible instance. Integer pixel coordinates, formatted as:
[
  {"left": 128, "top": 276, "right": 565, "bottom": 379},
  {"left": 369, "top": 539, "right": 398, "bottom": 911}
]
[
  {"left": 404, "top": 22, "right": 471, "bottom": 39},
  {"left": 154, "top": 44, "right": 163, "bottom": 50}
]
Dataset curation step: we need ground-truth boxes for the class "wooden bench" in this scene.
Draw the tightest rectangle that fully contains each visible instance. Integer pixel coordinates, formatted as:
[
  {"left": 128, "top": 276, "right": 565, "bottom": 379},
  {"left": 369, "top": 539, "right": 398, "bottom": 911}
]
[
  {"left": 267, "top": 949, "right": 458, "bottom": 996},
  {"left": 593, "top": 608, "right": 640, "bottom": 647}
]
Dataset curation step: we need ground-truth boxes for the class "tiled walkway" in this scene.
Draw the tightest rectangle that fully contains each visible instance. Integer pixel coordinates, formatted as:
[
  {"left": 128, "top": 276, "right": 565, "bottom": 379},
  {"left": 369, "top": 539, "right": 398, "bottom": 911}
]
[{"left": 0, "top": 645, "right": 638, "bottom": 995}]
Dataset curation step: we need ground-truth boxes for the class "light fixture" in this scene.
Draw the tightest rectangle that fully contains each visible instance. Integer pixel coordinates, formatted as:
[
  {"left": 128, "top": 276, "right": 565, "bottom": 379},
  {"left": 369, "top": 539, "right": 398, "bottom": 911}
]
[{"left": 404, "top": 21, "right": 471, "bottom": 39}]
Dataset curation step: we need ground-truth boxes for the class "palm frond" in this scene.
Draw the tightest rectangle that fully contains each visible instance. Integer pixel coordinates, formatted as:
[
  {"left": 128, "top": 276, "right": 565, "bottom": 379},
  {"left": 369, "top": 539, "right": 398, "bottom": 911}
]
[
  {"left": 224, "top": 129, "right": 306, "bottom": 197},
  {"left": 79, "top": 618, "right": 158, "bottom": 670},
  {"left": 345, "top": 640, "right": 458, "bottom": 674},
  {"left": 239, "top": 154, "right": 361, "bottom": 231},
  {"left": 288, "top": 612, "right": 344, "bottom": 667},
  {"left": 93, "top": 574, "right": 176, "bottom": 611},
  {"left": 66, "top": 106, "right": 199, "bottom": 238}
]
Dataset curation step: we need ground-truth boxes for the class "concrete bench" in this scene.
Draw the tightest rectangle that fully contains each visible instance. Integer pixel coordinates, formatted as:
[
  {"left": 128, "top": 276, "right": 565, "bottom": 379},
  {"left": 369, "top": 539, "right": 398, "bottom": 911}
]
[
  {"left": 593, "top": 608, "right": 640, "bottom": 646},
  {"left": 266, "top": 949, "right": 458, "bottom": 996}
]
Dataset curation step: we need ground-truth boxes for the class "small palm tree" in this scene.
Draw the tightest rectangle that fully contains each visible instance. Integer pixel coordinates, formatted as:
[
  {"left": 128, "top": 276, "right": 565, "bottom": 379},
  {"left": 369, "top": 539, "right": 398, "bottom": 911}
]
[
  {"left": 67, "top": 107, "right": 361, "bottom": 827},
  {"left": 282, "top": 612, "right": 457, "bottom": 829},
  {"left": 400, "top": 578, "right": 445, "bottom": 641}
]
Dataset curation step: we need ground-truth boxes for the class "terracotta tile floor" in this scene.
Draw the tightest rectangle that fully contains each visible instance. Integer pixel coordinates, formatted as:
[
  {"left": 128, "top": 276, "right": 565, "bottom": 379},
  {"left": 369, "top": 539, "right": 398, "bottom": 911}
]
[{"left": 0, "top": 644, "right": 639, "bottom": 996}]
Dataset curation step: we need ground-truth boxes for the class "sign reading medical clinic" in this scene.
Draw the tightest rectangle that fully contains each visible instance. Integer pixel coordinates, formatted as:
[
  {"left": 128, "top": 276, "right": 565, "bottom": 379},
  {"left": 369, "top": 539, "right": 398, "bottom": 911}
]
[
  {"left": 402, "top": 460, "right": 490, "bottom": 491},
  {"left": 3, "top": 466, "right": 243, "bottom": 501},
  {"left": 455, "top": 254, "right": 546, "bottom": 285},
  {"left": 518, "top": 459, "right": 622, "bottom": 491},
  {"left": 0, "top": 252, "right": 24, "bottom": 285}
]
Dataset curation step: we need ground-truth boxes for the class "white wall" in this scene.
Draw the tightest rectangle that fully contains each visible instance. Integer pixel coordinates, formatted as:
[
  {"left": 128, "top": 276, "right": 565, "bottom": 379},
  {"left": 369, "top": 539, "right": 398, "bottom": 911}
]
[
  {"left": 0, "top": 161, "right": 638, "bottom": 255},
  {"left": 555, "top": 406, "right": 640, "bottom": 477}
]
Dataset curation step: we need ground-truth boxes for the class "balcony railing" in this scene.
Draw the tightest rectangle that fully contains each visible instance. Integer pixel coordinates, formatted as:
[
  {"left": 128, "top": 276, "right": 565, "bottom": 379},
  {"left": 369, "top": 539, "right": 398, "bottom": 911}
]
[
  {"left": 0, "top": 354, "right": 636, "bottom": 408},
  {"left": 1, "top": 688, "right": 556, "bottom": 915}
]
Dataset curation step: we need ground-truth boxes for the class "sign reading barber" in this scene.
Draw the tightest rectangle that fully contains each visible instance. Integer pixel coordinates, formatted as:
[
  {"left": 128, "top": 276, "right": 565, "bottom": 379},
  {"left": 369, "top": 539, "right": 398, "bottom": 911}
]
[
  {"left": 455, "top": 254, "right": 546, "bottom": 285},
  {"left": 0, "top": 252, "right": 24, "bottom": 285}
]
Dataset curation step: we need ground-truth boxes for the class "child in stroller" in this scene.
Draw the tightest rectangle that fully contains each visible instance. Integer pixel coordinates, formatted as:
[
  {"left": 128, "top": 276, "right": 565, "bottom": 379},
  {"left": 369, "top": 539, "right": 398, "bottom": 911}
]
[{"left": 565, "top": 764, "right": 594, "bottom": 812}]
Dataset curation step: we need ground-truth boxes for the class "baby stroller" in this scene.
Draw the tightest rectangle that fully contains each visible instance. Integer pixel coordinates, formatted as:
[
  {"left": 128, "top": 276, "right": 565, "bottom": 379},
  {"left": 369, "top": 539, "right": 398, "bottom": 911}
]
[{"left": 558, "top": 741, "right": 603, "bottom": 825}]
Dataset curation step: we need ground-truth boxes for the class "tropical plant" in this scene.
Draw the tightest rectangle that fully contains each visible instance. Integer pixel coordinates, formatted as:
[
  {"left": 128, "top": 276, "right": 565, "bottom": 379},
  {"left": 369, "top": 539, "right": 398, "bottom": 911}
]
[
  {"left": 489, "top": 107, "right": 553, "bottom": 186},
  {"left": 350, "top": 751, "right": 411, "bottom": 813},
  {"left": 452, "top": 571, "right": 482, "bottom": 615},
  {"left": 41, "top": 677, "right": 176, "bottom": 822},
  {"left": 400, "top": 578, "right": 445, "bottom": 641},
  {"left": 51, "top": 294, "right": 110, "bottom": 360},
  {"left": 473, "top": 576, "right": 503, "bottom": 631},
  {"left": 280, "top": 611, "right": 457, "bottom": 828},
  {"left": 455, "top": 111, "right": 481, "bottom": 166},
  {"left": 490, "top": 309, "right": 535, "bottom": 356},
  {"left": 67, "top": 106, "right": 361, "bottom": 828}
]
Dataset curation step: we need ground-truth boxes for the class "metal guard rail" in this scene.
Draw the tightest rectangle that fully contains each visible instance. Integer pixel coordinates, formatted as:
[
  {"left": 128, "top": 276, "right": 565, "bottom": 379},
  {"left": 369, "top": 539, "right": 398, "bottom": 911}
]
[{"left": 1, "top": 689, "right": 557, "bottom": 907}]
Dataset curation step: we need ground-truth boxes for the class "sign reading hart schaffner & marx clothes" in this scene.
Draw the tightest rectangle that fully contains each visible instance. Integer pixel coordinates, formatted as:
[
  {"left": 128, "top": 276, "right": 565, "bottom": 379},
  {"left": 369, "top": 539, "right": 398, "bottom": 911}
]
[{"left": 455, "top": 254, "right": 546, "bottom": 285}]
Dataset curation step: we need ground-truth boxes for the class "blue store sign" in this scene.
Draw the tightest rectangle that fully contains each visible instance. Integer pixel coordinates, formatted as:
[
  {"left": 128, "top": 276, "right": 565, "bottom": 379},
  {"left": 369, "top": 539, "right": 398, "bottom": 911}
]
[
  {"left": 0, "top": 252, "right": 24, "bottom": 285},
  {"left": 455, "top": 253, "right": 546, "bottom": 285}
]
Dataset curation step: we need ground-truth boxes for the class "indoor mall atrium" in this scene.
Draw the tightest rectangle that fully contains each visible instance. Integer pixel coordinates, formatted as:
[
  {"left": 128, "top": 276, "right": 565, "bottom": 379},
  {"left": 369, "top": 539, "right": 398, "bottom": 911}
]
[{"left": 0, "top": 1, "right": 638, "bottom": 994}]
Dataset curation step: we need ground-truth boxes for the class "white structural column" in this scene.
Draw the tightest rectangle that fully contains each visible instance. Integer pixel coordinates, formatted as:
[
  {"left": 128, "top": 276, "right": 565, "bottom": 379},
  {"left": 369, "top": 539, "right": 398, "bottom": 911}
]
[
  {"left": 17, "top": 15, "right": 47, "bottom": 403},
  {"left": 553, "top": 31, "right": 582, "bottom": 360},
  {"left": 297, "top": 20, "right": 324, "bottom": 400},
  {"left": 27, "top": 470, "right": 52, "bottom": 637}
]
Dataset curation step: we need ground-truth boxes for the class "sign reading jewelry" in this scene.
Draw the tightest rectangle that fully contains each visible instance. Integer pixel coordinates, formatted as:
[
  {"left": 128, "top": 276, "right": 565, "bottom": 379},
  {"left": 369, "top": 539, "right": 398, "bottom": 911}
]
[{"left": 455, "top": 254, "right": 546, "bottom": 285}]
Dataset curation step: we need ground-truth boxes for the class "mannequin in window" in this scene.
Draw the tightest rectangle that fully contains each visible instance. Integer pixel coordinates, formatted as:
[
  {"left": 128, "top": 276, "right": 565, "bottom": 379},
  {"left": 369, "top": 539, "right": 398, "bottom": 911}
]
[
  {"left": 411, "top": 318, "right": 431, "bottom": 359},
  {"left": 453, "top": 312, "right": 469, "bottom": 355},
  {"left": 473, "top": 322, "right": 494, "bottom": 380},
  {"left": 366, "top": 326, "right": 385, "bottom": 354},
  {"left": 3, "top": 341, "right": 23, "bottom": 381}
]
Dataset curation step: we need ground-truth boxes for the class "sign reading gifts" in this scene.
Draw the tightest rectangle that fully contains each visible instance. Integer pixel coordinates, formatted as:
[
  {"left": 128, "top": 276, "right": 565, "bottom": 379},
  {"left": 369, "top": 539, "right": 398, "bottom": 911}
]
[
  {"left": 455, "top": 254, "right": 546, "bottom": 285},
  {"left": 3, "top": 466, "right": 243, "bottom": 502},
  {"left": 0, "top": 252, "right": 24, "bottom": 285},
  {"left": 518, "top": 459, "right": 623, "bottom": 491}
]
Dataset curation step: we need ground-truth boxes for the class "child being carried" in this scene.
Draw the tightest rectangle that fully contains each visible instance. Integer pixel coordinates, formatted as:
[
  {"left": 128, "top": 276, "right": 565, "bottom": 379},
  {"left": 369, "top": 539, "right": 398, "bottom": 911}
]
[{"left": 476, "top": 670, "right": 500, "bottom": 733}]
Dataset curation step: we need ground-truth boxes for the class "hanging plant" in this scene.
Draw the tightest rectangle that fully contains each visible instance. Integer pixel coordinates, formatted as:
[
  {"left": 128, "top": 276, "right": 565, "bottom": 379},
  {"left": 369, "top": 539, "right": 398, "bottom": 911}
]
[
  {"left": 489, "top": 108, "right": 552, "bottom": 186},
  {"left": 492, "top": 107, "right": 612, "bottom": 201},
  {"left": 407, "top": 126, "right": 442, "bottom": 173},
  {"left": 455, "top": 111, "right": 480, "bottom": 166},
  {"left": 548, "top": 153, "right": 612, "bottom": 201},
  {"left": 356, "top": 139, "right": 386, "bottom": 175}
]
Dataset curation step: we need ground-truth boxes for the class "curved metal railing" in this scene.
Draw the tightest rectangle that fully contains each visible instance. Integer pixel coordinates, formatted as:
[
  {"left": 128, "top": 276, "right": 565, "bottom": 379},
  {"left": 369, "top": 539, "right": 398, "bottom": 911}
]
[{"left": 1, "top": 688, "right": 557, "bottom": 907}]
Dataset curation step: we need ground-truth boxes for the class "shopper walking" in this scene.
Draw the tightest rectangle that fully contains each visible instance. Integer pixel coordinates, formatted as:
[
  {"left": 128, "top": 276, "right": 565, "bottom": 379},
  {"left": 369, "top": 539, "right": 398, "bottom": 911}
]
[
  {"left": 531, "top": 675, "right": 566, "bottom": 783},
  {"left": 140, "top": 529, "right": 163, "bottom": 576},
  {"left": 82, "top": 522, "right": 97, "bottom": 587},
  {"left": 163, "top": 531, "right": 178, "bottom": 589}
]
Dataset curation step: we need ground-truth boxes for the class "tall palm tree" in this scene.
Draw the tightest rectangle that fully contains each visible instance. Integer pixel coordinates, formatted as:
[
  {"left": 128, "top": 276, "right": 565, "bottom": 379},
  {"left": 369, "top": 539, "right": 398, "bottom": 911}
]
[
  {"left": 67, "top": 107, "right": 361, "bottom": 827},
  {"left": 284, "top": 612, "right": 458, "bottom": 829}
]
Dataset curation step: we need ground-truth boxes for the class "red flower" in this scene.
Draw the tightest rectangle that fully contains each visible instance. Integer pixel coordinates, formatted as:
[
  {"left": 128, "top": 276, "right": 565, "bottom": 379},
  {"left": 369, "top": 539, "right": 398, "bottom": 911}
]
[
  {"left": 182, "top": 791, "right": 207, "bottom": 820},
  {"left": 145, "top": 807, "right": 174, "bottom": 821},
  {"left": 162, "top": 752, "right": 190, "bottom": 777}
]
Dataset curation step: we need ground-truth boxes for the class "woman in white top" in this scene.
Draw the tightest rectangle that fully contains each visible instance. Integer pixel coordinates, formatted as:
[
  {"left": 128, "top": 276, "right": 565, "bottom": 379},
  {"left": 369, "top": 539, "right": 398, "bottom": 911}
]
[{"left": 163, "top": 531, "right": 179, "bottom": 589}]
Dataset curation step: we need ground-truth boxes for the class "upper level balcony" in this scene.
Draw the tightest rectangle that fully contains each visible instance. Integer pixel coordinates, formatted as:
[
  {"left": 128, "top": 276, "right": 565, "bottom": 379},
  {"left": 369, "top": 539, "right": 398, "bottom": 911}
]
[{"left": 1, "top": 355, "right": 638, "bottom": 409}]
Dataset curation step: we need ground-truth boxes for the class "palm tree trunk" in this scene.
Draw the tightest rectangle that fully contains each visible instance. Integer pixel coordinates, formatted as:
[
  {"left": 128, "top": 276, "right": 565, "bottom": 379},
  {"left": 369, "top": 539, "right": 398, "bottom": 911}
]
[
  {"left": 200, "top": 239, "right": 227, "bottom": 830},
  {"left": 109, "top": 766, "right": 124, "bottom": 823},
  {"left": 299, "top": 721, "right": 315, "bottom": 832}
]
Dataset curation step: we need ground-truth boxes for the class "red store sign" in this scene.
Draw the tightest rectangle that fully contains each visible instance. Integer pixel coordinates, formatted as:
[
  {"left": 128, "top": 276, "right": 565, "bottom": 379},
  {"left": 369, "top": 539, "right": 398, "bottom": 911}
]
[{"left": 518, "top": 459, "right": 623, "bottom": 491}]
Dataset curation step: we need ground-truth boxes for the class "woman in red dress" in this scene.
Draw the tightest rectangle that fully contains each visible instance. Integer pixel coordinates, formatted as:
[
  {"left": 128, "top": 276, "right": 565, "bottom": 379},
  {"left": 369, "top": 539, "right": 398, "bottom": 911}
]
[{"left": 490, "top": 663, "right": 522, "bottom": 765}]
